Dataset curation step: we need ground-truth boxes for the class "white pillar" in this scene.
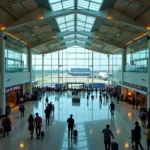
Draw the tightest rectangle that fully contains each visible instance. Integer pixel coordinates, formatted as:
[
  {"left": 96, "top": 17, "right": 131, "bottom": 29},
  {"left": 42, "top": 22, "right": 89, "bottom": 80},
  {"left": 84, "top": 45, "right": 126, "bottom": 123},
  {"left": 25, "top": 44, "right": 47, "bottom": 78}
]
[
  {"left": 92, "top": 51, "right": 94, "bottom": 88},
  {"left": 0, "top": 31, "right": 6, "bottom": 115},
  {"left": 27, "top": 47, "right": 32, "bottom": 95},
  {"left": 58, "top": 51, "right": 60, "bottom": 88},
  {"left": 42, "top": 54, "right": 44, "bottom": 87},
  {"left": 148, "top": 32, "right": 150, "bottom": 110},
  {"left": 108, "top": 55, "right": 110, "bottom": 86},
  {"left": 121, "top": 48, "right": 126, "bottom": 95}
]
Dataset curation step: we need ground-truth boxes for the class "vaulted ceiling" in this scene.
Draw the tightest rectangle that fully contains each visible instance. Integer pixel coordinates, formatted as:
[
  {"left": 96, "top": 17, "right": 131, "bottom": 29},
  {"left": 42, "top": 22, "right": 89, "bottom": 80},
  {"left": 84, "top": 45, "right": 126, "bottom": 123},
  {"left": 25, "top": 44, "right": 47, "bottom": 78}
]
[{"left": 1, "top": 0, "right": 150, "bottom": 54}]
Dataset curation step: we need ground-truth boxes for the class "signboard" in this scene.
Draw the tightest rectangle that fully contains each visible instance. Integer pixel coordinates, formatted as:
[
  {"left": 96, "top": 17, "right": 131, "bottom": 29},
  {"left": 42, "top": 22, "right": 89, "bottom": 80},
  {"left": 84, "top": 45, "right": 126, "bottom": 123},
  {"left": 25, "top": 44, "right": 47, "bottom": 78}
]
[
  {"left": 89, "top": 83, "right": 105, "bottom": 88},
  {"left": 6, "top": 85, "right": 23, "bottom": 93},
  {"left": 123, "top": 82, "right": 147, "bottom": 92}
]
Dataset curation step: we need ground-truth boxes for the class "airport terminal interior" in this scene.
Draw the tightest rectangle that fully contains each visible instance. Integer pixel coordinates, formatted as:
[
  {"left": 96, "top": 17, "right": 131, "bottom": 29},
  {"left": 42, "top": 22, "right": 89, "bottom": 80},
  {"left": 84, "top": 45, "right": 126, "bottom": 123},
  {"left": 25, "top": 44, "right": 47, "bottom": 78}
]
[{"left": 0, "top": 0, "right": 150, "bottom": 150}]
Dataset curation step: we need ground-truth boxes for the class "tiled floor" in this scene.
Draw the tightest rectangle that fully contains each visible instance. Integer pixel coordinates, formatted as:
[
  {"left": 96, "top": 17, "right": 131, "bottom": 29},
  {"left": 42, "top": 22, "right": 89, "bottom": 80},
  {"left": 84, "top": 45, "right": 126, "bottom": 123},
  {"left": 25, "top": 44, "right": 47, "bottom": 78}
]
[{"left": 0, "top": 91, "right": 147, "bottom": 150}]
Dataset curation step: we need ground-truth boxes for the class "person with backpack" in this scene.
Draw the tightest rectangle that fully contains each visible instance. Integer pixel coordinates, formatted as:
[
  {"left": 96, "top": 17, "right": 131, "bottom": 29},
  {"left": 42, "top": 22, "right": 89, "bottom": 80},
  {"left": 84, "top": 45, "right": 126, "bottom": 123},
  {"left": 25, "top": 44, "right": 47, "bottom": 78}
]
[
  {"left": 134, "top": 121, "right": 144, "bottom": 150},
  {"left": 44, "top": 106, "right": 50, "bottom": 125},
  {"left": 28, "top": 114, "right": 35, "bottom": 139},
  {"left": 109, "top": 101, "right": 115, "bottom": 116},
  {"left": 67, "top": 114, "right": 75, "bottom": 139},
  {"left": 19, "top": 102, "right": 25, "bottom": 117},
  {"left": 102, "top": 124, "right": 115, "bottom": 150},
  {"left": 1, "top": 114, "right": 11, "bottom": 137},
  {"left": 34, "top": 113, "right": 42, "bottom": 139}
]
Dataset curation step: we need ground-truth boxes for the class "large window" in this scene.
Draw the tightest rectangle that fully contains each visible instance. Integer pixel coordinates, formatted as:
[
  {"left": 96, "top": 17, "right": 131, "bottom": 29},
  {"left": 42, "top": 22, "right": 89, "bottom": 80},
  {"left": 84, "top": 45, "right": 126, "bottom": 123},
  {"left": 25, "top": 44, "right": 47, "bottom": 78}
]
[{"left": 33, "top": 46, "right": 122, "bottom": 87}]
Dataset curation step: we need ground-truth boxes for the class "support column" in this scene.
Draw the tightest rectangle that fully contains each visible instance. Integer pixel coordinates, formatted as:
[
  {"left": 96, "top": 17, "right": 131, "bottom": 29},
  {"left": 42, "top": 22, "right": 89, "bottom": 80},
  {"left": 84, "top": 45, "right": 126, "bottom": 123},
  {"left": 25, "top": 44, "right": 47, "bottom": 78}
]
[
  {"left": 58, "top": 51, "right": 60, "bottom": 88},
  {"left": 42, "top": 54, "right": 44, "bottom": 87},
  {"left": 27, "top": 47, "right": 32, "bottom": 95},
  {"left": 92, "top": 51, "right": 94, "bottom": 88},
  {"left": 121, "top": 48, "right": 126, "bottom": 95},
  {"left": 108, "top": 55, "right": 110, "bottom": 86},
  {"left": 148, "top": 32, "right": 150, "bottom": 110},
  {"left": 0, "top": 31, "right": 5, "bottom": 115}
]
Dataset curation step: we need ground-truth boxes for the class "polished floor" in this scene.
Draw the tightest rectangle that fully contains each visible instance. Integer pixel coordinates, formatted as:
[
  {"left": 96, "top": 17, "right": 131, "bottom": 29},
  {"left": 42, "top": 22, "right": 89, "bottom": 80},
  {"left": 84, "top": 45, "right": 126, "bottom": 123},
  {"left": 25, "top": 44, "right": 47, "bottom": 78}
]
[{"left": 0, "top": 91, "right": 147, "bottom": 150}]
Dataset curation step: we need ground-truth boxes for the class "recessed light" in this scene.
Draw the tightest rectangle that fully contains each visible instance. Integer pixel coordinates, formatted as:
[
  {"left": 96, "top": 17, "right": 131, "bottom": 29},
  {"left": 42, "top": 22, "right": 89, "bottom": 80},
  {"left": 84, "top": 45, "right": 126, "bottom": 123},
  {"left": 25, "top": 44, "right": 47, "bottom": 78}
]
[
  {"left": 117, "top": 34, "right": 119, "bottom": 37},
  {"left": 32, "top": 34, "right": 35, "bottom": 36},
  {"left": 12, "top": 46, "right": 14, "bottom": 47}
]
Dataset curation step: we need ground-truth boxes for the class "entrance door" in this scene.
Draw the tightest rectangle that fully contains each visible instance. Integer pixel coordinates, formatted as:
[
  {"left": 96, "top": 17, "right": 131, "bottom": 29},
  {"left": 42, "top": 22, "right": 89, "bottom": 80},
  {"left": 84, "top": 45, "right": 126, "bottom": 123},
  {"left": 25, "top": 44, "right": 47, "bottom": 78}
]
[{"left": 67, "top": 83, "right": 84, "bottom": 90}]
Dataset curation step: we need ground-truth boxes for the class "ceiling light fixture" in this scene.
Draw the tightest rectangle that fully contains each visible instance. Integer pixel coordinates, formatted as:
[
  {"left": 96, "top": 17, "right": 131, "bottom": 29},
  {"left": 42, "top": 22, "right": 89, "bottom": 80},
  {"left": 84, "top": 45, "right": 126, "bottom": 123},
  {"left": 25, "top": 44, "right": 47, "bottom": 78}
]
[
  {"left": 107, "top": 16, "right": 113, "bottom": 20},
  {"left": 39, "top": 16, "right": 44, "bottom": 20},
  {"left": 34, "top": 26, "right": 39, "bottom": 29},
  {"left": 32, "top": 34, "right": 35, "bottom": 36},
  {"left": 117, "top": 34, "right": 119, "bottom": 37}
]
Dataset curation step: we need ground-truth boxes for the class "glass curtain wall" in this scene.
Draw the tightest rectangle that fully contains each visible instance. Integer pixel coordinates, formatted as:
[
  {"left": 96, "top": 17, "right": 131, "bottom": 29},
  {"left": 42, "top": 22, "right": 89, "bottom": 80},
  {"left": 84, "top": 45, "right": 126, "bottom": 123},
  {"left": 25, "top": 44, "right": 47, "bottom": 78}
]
[
  {"left": 33, "top": 46, "right": 122, "bottom": 87},
  {"left": 126, "top": 39, "right": 148, "bottom": 72},
  {"left": 5, "top": 48, "right": 28, "bottom": 72}
]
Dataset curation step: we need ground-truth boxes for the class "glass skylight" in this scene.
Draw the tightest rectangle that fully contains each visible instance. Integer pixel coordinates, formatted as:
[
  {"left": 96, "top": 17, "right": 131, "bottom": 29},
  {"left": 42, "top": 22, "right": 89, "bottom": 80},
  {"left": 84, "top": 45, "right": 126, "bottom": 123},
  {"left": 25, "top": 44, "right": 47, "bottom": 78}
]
[
  {"left": 49, "top": 0, "right": 103, "bottom": 46},
  {"left": 49, "top": 0, "right": 74, "bottom": 11},
  {"left": 56, "top": 14, "right": 75, "bottom": 32},
  {"left": 77, "top": 13, "right": 96, "bottom": 32},
  {"left": 77, "top": 0, "right": 103, "bottom": 11}
]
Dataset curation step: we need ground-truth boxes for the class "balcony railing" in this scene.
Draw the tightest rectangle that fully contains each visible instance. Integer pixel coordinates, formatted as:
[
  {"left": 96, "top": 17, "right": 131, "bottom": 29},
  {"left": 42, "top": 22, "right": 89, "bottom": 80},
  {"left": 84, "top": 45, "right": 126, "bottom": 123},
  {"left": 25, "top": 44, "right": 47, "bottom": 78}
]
[
  {"left": 125, "top": 65, "right": 147, "bottom": 73},
  {"left": 6, "top": 65, "right": 29, "bottom": 73}
]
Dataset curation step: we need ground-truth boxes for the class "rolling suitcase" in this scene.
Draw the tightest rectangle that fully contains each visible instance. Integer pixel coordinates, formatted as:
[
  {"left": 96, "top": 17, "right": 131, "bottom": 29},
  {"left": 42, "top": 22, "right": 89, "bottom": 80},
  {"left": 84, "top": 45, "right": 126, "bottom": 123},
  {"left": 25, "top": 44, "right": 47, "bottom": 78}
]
[
  {"left": 111, "top": 141, "right": 118, "bottom": 150},
  {"left": 41, "top": 126, "right": 44, "bottom": 138},
  {"left": 74, "top": 128, "right": 78, "bottom": 138},
  {"left": 41, "top": 131, "right": 44, "bottom": 138}
]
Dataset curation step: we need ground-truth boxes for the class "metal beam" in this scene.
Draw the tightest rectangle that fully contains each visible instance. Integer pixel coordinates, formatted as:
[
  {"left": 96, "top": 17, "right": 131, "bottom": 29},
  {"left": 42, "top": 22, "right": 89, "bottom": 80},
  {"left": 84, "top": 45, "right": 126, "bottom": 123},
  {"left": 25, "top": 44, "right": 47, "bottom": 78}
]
[{"left": 107, "top": 8, "right": 147, "bottom": 31}]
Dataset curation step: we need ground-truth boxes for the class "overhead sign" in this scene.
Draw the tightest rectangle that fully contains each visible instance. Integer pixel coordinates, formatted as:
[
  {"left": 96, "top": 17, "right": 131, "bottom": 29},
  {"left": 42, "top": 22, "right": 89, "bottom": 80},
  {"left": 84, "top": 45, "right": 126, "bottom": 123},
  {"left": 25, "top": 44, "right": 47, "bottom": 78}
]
[
  {"left": 6, "top": 85, "right": 23, "bottom": 93},
  {"left": 123, "top": 82, "right": 147, "bottom": 92}
]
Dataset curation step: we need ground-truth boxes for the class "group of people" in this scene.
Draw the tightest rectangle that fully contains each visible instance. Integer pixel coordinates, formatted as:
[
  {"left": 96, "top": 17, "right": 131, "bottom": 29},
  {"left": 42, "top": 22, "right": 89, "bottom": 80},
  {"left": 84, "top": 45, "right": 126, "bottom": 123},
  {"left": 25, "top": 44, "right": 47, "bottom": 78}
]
[
  {"left": 44, "top": 97, "right": 55, "bottom": 125},
  {"left": 28, "top": 113, "right": 42, "bottom": 139}
]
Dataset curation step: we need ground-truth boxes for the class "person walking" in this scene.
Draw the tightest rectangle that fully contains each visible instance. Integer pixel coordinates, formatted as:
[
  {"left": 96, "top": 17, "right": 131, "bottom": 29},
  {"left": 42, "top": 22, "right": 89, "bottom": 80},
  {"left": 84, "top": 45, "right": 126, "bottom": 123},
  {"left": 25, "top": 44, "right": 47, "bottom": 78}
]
[
  {"left": 44, "top": 106, "right": 50, "bottom": 125},
  {"left": 35, "top": 113, "right": 42, "bottom": 139},
  {"left": 109, "top": 101, "right": 115, "bottom": 116},
  {"left": 28, "top": 114, "right": 35, "bottom": 139},
  {"left": 1, "top": 114, "right": 11, "bottom": 137},
  {"left": 134, "top": 121, "right": 144, "bottom": 150},
  {"left": 19, "top": 102, "right": 25, "bottom": 117},
  {"left": 102, "top": 124, "right": 115, "bottom": 150},
  {"left": 140, "top": 110, "right": 147, "bottom": 128},
  {"left": 67, "top": 114, "right": 75, "bottom": 139}
]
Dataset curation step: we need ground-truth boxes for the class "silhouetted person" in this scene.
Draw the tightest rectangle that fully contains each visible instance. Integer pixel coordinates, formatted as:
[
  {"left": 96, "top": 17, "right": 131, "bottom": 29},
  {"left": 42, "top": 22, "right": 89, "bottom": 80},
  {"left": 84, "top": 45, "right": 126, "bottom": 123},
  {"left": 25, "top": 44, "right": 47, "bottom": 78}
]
[
  {"left": 44, "top": 106, "right": 50, "bottom": 125},
  {"left": 102, "top": 124, "right": 115, "bottom": 150},
  {"left": 134, "top": 121, "right": 144, "bottom": 150},
  {"left": 109, "top": 101, "right": 115, "bottom": 116},
  {"left": 67, "top": 114, "right": 75, "bottom": 139},
  {"left": 35, "top": 113, "right": 42, "bottom": 139}
]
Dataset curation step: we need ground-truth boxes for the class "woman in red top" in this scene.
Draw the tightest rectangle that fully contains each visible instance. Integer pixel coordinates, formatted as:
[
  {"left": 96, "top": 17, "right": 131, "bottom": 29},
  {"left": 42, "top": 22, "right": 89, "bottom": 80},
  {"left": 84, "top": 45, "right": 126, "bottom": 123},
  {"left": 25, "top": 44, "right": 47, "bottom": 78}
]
[
  {"left": 1, "top": 114, "right": 11, "bottom": 137},
  {"left": 28, "top": 114, "right": 35, "bottom": 139}
]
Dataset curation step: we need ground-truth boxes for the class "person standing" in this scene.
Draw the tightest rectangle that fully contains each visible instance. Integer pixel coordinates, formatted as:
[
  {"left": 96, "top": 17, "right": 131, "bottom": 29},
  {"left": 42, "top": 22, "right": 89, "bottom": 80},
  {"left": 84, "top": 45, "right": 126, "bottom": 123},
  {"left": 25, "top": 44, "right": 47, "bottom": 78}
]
[
  {"left": 44, "top": 106, "right": 50, "bottom": 125},
  {"left": 109, "top": 101, "right": 115, "bottom": 116},
  {"left": 140, "top": 110, "right": 147, "bottom": 128},
  {"left": 1, "top": 114, "right": 11, "bottom": 137},
  {"left": 35, "top": 113, "right": 42, "bottom": 139},
  {"left": 134, "top": 121, "right": 144, "bottom": 150},
  {"left": 67, "top": 114, "right": 75, "bottom": 139},
  {"left": 28, "top": 114, "right": 35, "bottom": 139},
  {"left": 19, "top": 102, "right": 25, "bottom": 117},
  {"left": 102, "top": 124, "right": 115, "bottom": 150}
]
